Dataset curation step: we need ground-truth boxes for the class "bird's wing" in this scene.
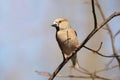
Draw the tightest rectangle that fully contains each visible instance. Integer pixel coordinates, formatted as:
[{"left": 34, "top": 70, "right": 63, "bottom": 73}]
[
  {"left": 74, "top": 30, "right": 77, "bottom": 37},
  {"left": 56, "top": 32, "right": 64, "bottom": 52}
]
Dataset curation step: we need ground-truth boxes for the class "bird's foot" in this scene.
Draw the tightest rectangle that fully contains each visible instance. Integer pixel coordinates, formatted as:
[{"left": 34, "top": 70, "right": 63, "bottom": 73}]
[{"left": 75, "top": 45, "right": 79, "bottom": 49}]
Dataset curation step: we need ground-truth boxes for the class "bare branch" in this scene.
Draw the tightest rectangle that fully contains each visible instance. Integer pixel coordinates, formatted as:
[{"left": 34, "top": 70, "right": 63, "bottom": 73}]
[
  {"left": 91, "top": 0, "right": 97, "bottom": 29},
  {"left": 36, "top": 70, "right": 111, "bottom": 80},
  {"left": 83, "top": 45, "right": 120, "bottom": 58},
  {"left": 48, "top": 1, "right": 120, "bottom": 79},
  {"left": 96, "top": 65, "right": 118, "bottom": 73},
  {"left": 106, "top": 58, "right": 114, "bottom": 67},
  {"left": 114, "top": 30, "right": 120, "bottom": 38},
  {"left": 96, "top": 0, "right": 120, "bottom": 68},
  {"left": 35, "top": 71, "right": 51, "bottom": 77},
  {"left": 97, "top": 42, "right": 103, "bottom": 51}
]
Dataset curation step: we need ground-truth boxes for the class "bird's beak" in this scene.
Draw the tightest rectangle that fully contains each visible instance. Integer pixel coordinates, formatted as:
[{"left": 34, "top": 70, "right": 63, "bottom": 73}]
[
  {"left": 51, "top": 23, "right": 58, "bottom": 27},
  {"left": 51, "top": 23, "right": 59, "bottom": 31}
]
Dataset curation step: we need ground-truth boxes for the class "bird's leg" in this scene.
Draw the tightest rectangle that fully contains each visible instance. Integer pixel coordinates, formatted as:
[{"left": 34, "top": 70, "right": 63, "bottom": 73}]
[{"left": 75, "top": 44, "right": 79, "bottom": 50}]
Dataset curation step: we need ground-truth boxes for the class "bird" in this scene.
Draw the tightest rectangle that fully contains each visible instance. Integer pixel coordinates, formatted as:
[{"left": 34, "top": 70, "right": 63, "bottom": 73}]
[{"left": 51, "top": 18, "right": 80, "bottom": 68}]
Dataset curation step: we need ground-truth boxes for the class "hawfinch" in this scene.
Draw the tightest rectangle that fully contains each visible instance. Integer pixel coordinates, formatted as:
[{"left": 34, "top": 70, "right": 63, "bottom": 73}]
[{"left": 51, "top": 18, "right": 79, "bottom": 68}]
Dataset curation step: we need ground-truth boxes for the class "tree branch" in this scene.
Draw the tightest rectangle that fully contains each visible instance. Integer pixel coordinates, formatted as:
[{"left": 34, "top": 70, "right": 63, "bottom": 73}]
[
  {"left": 49, "top": 9, "right": 120, "bottom": 80},
  {"left": 114, "top": 30, "right": 120, "bottom": 38},
  {"left": 96, "top": 0, "right": 120, "bottom": 68},
  {"left": 83, "top": 45, "right": 120, "bottom": 58},
  {"left": 48, "top": 1, "right": 120, "bottom": 79},
  {"left": 91, "top": 0, "right": 97, "bottom": 29}
]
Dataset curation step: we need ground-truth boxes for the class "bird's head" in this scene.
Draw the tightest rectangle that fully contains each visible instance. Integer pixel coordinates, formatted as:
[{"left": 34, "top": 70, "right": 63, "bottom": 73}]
[{"left": 51, "top": 18, "right": 70, "bottom": 31}]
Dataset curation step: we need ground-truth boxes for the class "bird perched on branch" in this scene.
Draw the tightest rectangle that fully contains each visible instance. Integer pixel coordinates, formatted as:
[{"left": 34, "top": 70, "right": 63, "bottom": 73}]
[{"left": 51, "top": 18, "right": 80, "bottom": 68}]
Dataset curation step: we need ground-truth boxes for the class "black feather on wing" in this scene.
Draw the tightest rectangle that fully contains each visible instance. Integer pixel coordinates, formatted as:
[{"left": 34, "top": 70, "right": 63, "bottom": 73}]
[{"left": 74, "top": 30, "right": 77, "bottom": 37}]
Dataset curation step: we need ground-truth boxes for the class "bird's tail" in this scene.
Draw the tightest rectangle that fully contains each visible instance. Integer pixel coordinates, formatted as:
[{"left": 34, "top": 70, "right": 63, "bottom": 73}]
[{"left": 71, "top": 54, "right": 80, "bottom": 69}]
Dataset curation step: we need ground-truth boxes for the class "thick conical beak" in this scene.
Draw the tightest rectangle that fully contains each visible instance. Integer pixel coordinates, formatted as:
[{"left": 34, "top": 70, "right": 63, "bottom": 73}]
[
  {"left": 51, "top": 23, "right": 57, "bottom": 27},
  {"left": 51, "top": 23, "right": 59, "bottom": 31}
]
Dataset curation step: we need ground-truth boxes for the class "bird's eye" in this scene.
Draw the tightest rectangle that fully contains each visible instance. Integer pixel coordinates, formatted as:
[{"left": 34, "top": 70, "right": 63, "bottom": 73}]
[{"left": 59, "top": 21, "right": 62, "bottom": 23}]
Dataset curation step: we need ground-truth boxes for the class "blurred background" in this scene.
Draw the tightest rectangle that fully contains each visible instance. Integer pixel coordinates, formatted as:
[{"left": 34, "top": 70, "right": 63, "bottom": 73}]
[{"left": 0, "top": 0, "right": 120, "bottom": 80}]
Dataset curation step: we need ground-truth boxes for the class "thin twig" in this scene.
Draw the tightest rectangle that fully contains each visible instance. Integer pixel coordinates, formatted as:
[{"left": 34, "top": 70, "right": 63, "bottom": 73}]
[
  {"left": 96, "top": 0, "right": 120, "bottom": 68},
  {"left": 97, "top": 42, "right": 103, "bottom": 51},
  {"left": 114, "top": 30, "right": 120, "bottom": 38},
  {"left": 91, "top": 0, "right": 97, "bottom": 29},
  {"left": 83, "top": 46, "right": 120, "bottom": 58},
  {"left": 106, "top": 58, "right": 114, "bottom": 67},
  {"left": 96, "top": 65, "right": 118, "bottom": 73},
  {"left": 61, "top": 74, "right": 111, "bottom": 80},
  {"left": 36, "top": 70, "right": 111, "bottom": 80}
]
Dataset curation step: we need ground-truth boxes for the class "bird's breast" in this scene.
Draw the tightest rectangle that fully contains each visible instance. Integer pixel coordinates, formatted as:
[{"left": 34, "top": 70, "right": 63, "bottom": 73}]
[{"left": 56, "top": 29, "right": 78, "bottom": 55}]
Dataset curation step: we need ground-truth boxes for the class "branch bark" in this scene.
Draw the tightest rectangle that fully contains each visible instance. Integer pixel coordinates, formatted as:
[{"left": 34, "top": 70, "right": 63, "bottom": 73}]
[{"left": 91, "top": 0, "right": 97, "bottom": 29}]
